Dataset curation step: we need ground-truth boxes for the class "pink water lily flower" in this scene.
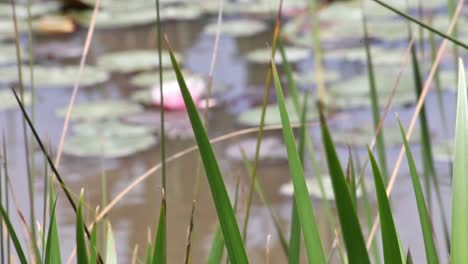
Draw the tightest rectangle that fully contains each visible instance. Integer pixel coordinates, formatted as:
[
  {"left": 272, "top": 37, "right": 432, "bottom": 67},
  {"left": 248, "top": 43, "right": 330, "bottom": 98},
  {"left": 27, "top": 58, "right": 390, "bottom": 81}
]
[{"left": 151, "top": 76, "right": 217, "bottom": 110}]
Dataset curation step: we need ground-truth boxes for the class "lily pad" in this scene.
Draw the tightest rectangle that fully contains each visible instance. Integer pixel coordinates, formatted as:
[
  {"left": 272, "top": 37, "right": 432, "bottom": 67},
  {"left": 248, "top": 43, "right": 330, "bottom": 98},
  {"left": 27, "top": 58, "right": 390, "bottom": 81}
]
[
  {"left": 324, "top": 69, "right": 417, "bottom": 109},
  {"left": 69, "top": 9, "right": 157, "bottom": 29},
  {"left": 0, "top": 65, "right": 109, "bottom": 88},
  {"left": 433, "top": 141, "right": 453, "bottom": 162},
  {"left": 0, "top": 18, "right": 27, "bottom": 40},
  {"left": 280, "top": 175, "right": 368, "bottom": 200},
  {"left": 332, "top": 124, "right": 421, "bottom": 147},
  {"left": 121, "top": 110, "right": 195, "bottom": 139},
  {"left": 0, "top": 44, "right": 28, "bottom": 65},
  {"left": 325, "top": 46, "right": 420, "bottom": 66},
  {"left": 238, "top": 96, "right": 318, "bottom": 126},
  {"left": 439, "top": 70, "right": 460, "bottom": 92},
  {"left": 97, "top": 50, "right": 181, "bottom": 73},
  {"left": 130, "top": 70, "right": 181, "bottom": 88},
  {"left": 56, "top": 100, "right": 143, "bottom": 121},
  {"left": 329, "top": 69, "right": 415, "bottom": 96},
  {"left": 63, "top": 133, "right": 157, "bottom": 158},
  {"left": 73, "top": 120, "right": 155, "bottom": 137},
  {"left": 246, "top": 47, "right": 311, "bottom": 64},
  {"left": 0, "top": 2, "right": 62, "bottom": 19},
  {"left": 204, "top": 19, "right": 268, "bottom": 37},
  {"left": 318, "top": 3, "right": 363, "bottom": 23},
  {"left": 283, "top": 13, "right": 364, "bottom": 46},
  {"left": 70, "top": 4, "right": 202, "bottom": 28},
  {"left": 0, "top": 89, "right": 32, "bottom": 111},
  {"left": 225, "top": 137, "right": 287, "bottom": 161},
  {"left": 293, "top": 70, "right": 341, "bottom": 86},
  {"left": 202, "top": 0, "right": 307, "bottom": 17}
]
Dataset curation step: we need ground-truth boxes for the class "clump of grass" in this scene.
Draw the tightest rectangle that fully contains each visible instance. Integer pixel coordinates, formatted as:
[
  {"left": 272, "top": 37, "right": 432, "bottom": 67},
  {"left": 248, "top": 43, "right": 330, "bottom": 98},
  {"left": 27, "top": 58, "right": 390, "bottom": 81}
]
[{"left": 3, "top": 1, "right": 468, "bottom": 264}]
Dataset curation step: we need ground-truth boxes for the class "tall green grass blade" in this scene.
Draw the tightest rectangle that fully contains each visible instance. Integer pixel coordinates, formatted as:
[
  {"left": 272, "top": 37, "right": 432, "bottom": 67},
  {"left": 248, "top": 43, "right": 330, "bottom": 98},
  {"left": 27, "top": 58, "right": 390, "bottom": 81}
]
[
  {"left": 44, "top": 198, "right": 60, "bottom": 264},
  {"left": 242, "top": 3, "right": 282, "bottom": 243},
  {"left": 0, "top": 203, "right": 27, "bottom": 264},
  {"left": 146, "top": 243, "right": 153, "bottom": 264},
  {"left": 154, "top": 0, "right": 167, "bottom": 260},
  {"left": 408, "top": 30, "right": 433, "bottom": 196},
  {"left": 152, "top": 191, "right": 166, "bottom": 264},
  {"left": 167, "top": 43, "right": 248, "bottom": 264},
  {"left": 398, "top": 120, "right": 438, "bottom": 263},
  {"left": 447, "top": 0, "right": 459, "bottom": 75},
  {"left": 307, "top": 0, "right": 326, "bottom": 102},
  {"left": 2, "top": 138, "right": 11, "bottom": 263},
  {"left": 89, "top": 224, "right": 98, "bottom": 264},
  {"left": 41, "top": 155, "right": 49, "bottom": 262},
  {"left": 25, "top": 1, "right": 38, "bottom": 260},
  {"left": 207, "top": 226, "right": 224, "bottom": 264},
  {"left": 0, "top": 149, "right": 3, "bottom": 264},
  {"left": 106, "top": 223, "right": 117, "bottom": 264},
  {"left": 428, "top": 29, "right": 448, "bottom": 132},
  {"left": 278, "top": 39, "right": 340, "bottom": 259},
  {"left": 409, "top": 22, "right": 451, "bottom": 252},
  {"left": 372, "top": 0, "right": 468, "bottom": 49},
  {"left": 44, "top": 199, "right": 61, "bottom": 263},
  {"left": 451, "top": 58, "right": 468, "bottom": 263},
  {"left": 357, "top": 163, "right": 381, "bottom": 264},
  {"left": 76, "top": 192, "right": 89, "bottom": 264},
  {"left": 368, "top": 148, "right": 403, "bottom": 264},
  {"left": 406, "top": 250, "right": 414, "bottom": 264},
  {"left": 288, "top": 93, "right": 308, "bottom": 264},
  {"left": 319, "top": 111, "right": 370, "bottom": 264},
  {"left": 272, "top": 60, "right": 325, "bottom": 263},
  {"left": 346, "top": 149, "right": 357, "bottom": 209},
  {"left": 362, "top": 11, "right": 388, "bottom": 182},
  {"left": 10, "top": 1, "right": 38, "bottom": 260},
  {"left": 239, "top": 149, "right": 289, "bottom": 256}
]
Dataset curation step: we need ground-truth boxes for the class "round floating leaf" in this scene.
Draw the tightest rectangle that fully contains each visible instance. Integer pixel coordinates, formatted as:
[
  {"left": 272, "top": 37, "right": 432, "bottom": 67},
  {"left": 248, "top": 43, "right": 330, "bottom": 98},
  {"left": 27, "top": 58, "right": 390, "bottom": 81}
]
[
  {"left": 280, "top": 175, "right": 369, "bottom": 200},
  {"left": 130, "top": 70, "right": 182, "bottom": 88},
  {"left": 0, "top": 44, "right": 28, "bottom": 65},
  {"left": 293, "top": 70, "right": 341, "bottom": 86},
  {"left": 97, "top": 50, "right": 181, "bottom": 73},
  {"left": 0, "top": 89, "right": 32, "bottom": 111},
  {"left": 318, "top": 3, "right": 363, "bottom": 23},
  {"left": 325, "top": 46, "right": 419, "bottom": 65},
  {"left": 225, "top": 137, "right": 287, "bottom": 161},
  {"left": 79, "top": 0, "right": 188, "bottom": 9},
  {"left": 73, "top": 120, "right": 155, "bottom": 137},
  {"left": 202, "top": 0, "right": 307, "bottom": 16},
  {"left": 0, "top": 65, "right": 109, "bottom": 88},
  {"left": 0, "top": 2, "right": 62, "bottom": 19},
  {"left": 63, "top": 133, "right": 157, "bottom": 158},
  {"left": 69, "top": 9, "right": 157, "bottom": 29},
  {"left": 0, "top": 18, "right": 27, "bottom": 40},
  {"left": 433, "top": 141, "right": 453, "bottom": 162},
  {"left": 332, "top": 124, "right": 421, "bottom": 147},
  {"left": 246, "top": 47, "right": 311, "bottom": 64},
  {"left": 204, "top": 19, "right": 267, "bottom": 37},
  {"left": 329, "top": 70, "right": 415, "bottom": 96},
  {"left": 324, "top": 69, "right": 417, "bottom": 109},
  {"left": 56, "top": 100, "right": 143, "bottom": 121},
  {"left": 439, "top": 70, "right": 461, "bottom": 92},
  {"left": 238, "top": 96, "right": 318, "bottom": 126},
  {"left": 70, "top": 4, "right": 201, "bottom": 28},
  {"left": 324, "top": 91, "right": 416, "bottom": 110},
  {"left": 121, "top": 110, "right": 195, "bottom": 139}
]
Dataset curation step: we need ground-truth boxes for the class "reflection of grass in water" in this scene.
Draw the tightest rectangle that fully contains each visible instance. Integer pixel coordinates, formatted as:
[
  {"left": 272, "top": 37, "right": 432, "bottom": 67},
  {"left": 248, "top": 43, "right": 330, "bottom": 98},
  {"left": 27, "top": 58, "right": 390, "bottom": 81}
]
[{"left": 4, "top": 0, "right": 468, "bottom": 263}]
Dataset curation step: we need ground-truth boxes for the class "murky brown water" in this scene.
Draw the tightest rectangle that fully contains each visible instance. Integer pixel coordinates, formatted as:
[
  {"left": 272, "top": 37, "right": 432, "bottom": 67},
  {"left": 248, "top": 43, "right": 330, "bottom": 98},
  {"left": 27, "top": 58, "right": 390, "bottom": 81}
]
[{"left": 0, "top": 10, "right": 459, "bottom": 263}]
